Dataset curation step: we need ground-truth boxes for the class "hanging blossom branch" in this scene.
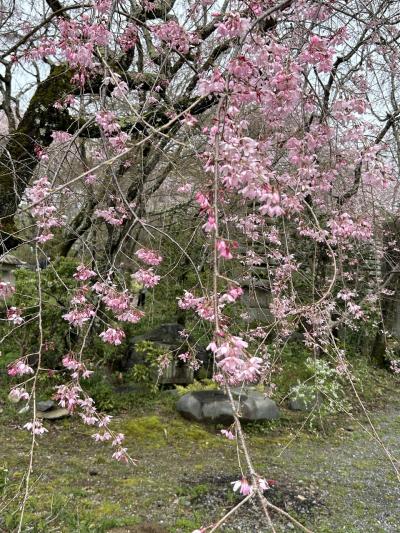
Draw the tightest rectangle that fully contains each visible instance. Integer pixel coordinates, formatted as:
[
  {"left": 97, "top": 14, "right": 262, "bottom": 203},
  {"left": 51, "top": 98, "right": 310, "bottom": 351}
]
[{"left": 2, "top": 0, "right": 400, "bottom": 530}]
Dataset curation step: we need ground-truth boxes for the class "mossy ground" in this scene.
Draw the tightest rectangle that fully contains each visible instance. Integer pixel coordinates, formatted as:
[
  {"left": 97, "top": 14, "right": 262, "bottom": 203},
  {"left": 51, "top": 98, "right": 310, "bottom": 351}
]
[{"left": 0, "top": 368, "right": 399, "bottom": 532}]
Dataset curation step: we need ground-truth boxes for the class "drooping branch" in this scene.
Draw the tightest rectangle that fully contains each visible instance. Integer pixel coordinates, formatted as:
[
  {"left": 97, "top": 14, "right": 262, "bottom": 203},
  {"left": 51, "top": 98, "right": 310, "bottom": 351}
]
[{"left": 0, "top": 64, "right": 73, "bottom": 252}]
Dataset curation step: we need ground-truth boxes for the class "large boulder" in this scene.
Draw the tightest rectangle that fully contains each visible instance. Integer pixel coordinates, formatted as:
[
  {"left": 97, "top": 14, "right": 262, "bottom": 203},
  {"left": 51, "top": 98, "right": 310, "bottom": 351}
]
[{"left": 176, "top": 390, "right": 279, "bottom": 424}]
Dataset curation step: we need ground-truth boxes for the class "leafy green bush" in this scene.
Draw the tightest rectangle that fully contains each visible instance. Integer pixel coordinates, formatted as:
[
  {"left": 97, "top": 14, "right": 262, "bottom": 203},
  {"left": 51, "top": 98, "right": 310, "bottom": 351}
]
[
  {"left": 290, "top": 357, "right": 350, "bottom": 418},
  {"left": 0, "top": 258, "right": 79, "bottom": 369}
]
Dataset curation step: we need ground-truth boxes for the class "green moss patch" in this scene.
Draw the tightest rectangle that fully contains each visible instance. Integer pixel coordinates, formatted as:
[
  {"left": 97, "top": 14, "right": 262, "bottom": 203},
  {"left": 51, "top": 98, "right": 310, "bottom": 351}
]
[{"left": 119, "top": 415, "right": 221, "bottom": 449}]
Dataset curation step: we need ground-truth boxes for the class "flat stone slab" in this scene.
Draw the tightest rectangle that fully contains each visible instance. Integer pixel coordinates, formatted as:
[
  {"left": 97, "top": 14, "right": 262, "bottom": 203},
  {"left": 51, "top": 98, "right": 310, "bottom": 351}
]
[
  {"left": 176, "top": 390, "right": 279, "bottom": 424},
  {"left": 37, "top": 408, "right": 70, "bottom": 420}
]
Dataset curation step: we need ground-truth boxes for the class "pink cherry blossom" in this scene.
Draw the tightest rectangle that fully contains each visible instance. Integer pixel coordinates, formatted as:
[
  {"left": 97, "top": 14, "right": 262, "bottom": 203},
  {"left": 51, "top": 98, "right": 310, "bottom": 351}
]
[
  {"left": 112, "top": 447, "right": 129, "bottom": 463},
  {"left": 131, "top": 269, "right": 160, "bottom": 288},
  {"left": 62, "top": 305, "right": 96, "bottom": 327},
  {"left": 73, "top": 264, "right": 96, "bottom": 281},
  {"left": 92, "top": 431, "right": 112, "bottom": 442},
  {"left": 221, "top": 429, "right": 235, "bottom": 440},
  {"left": 7, "top": 307, "right": 23, "bottom": 325},
  {"left": 152, "top": 21, "right": 198, "bottom": 55},
  {"left": 232, "top": 478, "right": 252, "bottom": 495},
  {"left": 55, "top": 384, "right": 81, "bottom": 413},
  {"left": 9, "top": 387, "right": 30, "bottom": 402},
  {"left": 26, "top": 176, "right": 63, "bottom": 242},
  {"left": 178, "top": 291, "right": 203, "bottom": 310},
  {"left": 99, "top": 328, "right": 126, "bottom": 345},
  {"left": 95, "top": 204, "right": 129, "bottom": 226},
  {"left": 220, "top": 286, "right": 243, "bottom": 304},
  {"left": 8, "top": 360, "right": 34, "bottom": 377},
  {"left": 117, "top": 309, "right": 144, "bottom": 323},
  {"left": 118, "top": 23, "right": 138, "bottom": 51},
  {"left": 112, "top": 433, "right": 125, "bottom": 446},
  {"left": 135, "top": 248, "right": 163, "bottom": 266},
  {"left": 202, "top": 216, "right": 217, "bottom": 233},
  {"left": 0, "top": 282, "right": 15, "bottom": 298},
  {"left": 216, "top": 13, "right": 250, "bottom": 38},
  {"left": 51, "top": 131, "right": 72, "bottom": 143},
  {"left": 23, "top": 420, "right": 48, "bottom": 435},
  {"left": 216, "top": 240, "right": 233, "bottom": 260}
]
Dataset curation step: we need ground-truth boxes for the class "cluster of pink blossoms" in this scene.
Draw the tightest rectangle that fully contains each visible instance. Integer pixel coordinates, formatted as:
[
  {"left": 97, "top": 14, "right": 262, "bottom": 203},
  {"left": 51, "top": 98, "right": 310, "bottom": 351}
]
[
  {"left": 23, "top": 420, "right": 48, "bottom": 435},
  {"left": 152, "top": 20, "right": 198, "bottom": 54},
  {"left": 299, "top": 34, "right": 335, "bottom": 73},
  {"left": 63, "top": 283, "right": 96, "bottom": 328},
  {"left": 6, "top": 306, "right": 23, "bottom": 325},
  {"left": 8, "top": 359, "right": 34, "bottom": 377},
  {"left": 131, "top": 269, "right": 160, "bottom": 289},
  {"left": 95, "top": 201, "right": 129, "bottom": 226},
  {"left": 73, "top": 264, "right": 96, "bottom": 281},
  {"left": 62, "top": 353, "right": 93, "bottom": 379},
  {"left": 0, "top": 281, "right": 15, "bottom": 298},
  {"left": 63, "top": 305, "right": 96, "bottom": 328},
  {"left": 177, "top": 351, "right": 202, "bottom": 371},
  {"left": 9, "top": 387, "right": 30, "bottom": 402},
  {"left": 94, "top": 0, "right": 112, "bottom": 13},
  {"left": 58, "top": 17, "right": 110, "bottom": 71},
  {"left": 208, "top": 336, "right": 263, "bottom": 386},
  {"left": 131, "top": 248, "right": 163, "bottom": 289},
  {"left": 328, "top": 213, "right": 372, "bottom": 242},
  {"left": 93, "top": 281, "right": 145, "bottom": 325},
  {"left": 216, "top": 239, "right": 237, "bottom": 260},
  {"left": 118, "top": 23, "right": 138, "bottom": 51},
  {"left": 26, "top": 177, "right": 63, "bottom": 243},
  {"left": 135, "top": 248, "right": 163, "bottom": 266},
  {"left": 95, "top": 110, "right": 129, "bottom": 152},
  {"left": 64, "top": 264, "right": 146, "bottom": 344},
  {"left": 99, "top": 327, "right": 126, "bottom": 345},
  {"left": 216, "top": 13, "right": 250, "bottom": 38},
  {"left": 51, "top": 130, "right": 73, "bottom": 143},
  {"left": 56, "top": 359, "right": 129, "bottom": 462},
  {"left": 178, "top": 286, "right": 243, "bottom": 325},
  {"left": 54, "top": 382, "right": 129, "bottom": 463}
]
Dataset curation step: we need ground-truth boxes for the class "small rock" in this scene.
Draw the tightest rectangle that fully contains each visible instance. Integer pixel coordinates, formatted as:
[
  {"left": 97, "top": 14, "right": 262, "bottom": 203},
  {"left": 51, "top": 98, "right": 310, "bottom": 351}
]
[
  {"left": 296, "top": 494, "right": 306, "bottom": 501},
  {"left": 36, "top": 400, "right": 55, "bottom": 412}
]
